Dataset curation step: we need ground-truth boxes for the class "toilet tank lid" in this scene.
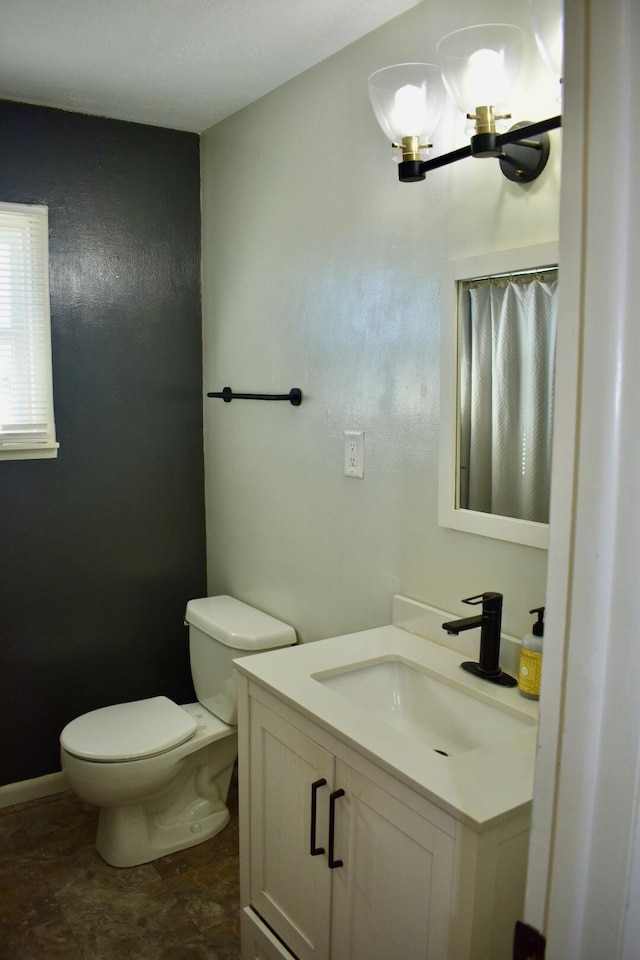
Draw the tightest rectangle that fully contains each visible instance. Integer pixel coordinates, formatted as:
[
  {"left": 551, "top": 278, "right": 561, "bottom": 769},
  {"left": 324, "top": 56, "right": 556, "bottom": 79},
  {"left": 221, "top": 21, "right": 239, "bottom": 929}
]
[{"left": 185, "top": 595, "right": 296, "bottom": 650}]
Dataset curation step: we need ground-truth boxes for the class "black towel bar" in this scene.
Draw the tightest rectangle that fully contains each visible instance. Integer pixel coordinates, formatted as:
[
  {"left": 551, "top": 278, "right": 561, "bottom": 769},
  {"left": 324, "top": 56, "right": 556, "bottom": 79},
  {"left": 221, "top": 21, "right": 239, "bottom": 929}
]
[{"left": 207, "top": 387, "right": 302, "bottom": 406}]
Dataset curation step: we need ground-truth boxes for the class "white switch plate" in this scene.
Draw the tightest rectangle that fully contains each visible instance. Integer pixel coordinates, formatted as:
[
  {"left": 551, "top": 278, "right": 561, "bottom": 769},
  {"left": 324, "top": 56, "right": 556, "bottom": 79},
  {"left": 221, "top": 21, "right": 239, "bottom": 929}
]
[{"left": 344, "top": 430, "right": 364, "bottom": 478}]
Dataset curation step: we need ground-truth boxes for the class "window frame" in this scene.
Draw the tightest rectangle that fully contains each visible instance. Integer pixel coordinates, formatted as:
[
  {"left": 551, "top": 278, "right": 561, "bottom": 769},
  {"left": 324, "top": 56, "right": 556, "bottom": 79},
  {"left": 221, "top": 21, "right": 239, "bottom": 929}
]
[{"left": 0, "top": 201, "right": 58, "bottom": 461}]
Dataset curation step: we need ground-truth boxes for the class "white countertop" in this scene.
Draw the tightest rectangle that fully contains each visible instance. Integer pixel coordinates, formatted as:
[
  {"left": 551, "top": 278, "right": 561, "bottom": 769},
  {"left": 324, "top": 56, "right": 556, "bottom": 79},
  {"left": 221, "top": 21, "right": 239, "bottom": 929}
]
[{"left": 235, "top": 619, "right": 539, "bottom": 831}]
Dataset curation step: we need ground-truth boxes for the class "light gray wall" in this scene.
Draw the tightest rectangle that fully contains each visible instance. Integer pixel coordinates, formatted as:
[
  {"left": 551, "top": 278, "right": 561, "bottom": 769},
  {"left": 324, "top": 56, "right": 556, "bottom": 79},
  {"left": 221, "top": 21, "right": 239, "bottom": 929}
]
[{"left": 200, "top": 0, "right": 561, "bottom": 643}]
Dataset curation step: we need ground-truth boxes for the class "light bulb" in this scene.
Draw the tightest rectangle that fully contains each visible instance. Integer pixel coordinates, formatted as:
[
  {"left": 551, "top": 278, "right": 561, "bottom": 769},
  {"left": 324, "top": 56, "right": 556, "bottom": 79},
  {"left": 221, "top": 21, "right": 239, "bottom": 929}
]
[
  {"left": 466, "top": 48, "right": 508, "bottom": 107},
  {"left": 437, "top": 24, "right": 524, "bottom": 118},
  {"left": 393, "top": 84, "right": 428, "bottom": 137}
]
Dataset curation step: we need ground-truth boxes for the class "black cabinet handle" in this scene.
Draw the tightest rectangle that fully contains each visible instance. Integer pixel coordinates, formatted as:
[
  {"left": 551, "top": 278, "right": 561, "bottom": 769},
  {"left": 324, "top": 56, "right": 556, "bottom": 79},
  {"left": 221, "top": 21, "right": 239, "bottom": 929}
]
[
  {"left": 310, "top": 779, "right": 327, "bottom": 856},
  {"left": 328, "top": 788, "right": 345, "bottom": 868}
]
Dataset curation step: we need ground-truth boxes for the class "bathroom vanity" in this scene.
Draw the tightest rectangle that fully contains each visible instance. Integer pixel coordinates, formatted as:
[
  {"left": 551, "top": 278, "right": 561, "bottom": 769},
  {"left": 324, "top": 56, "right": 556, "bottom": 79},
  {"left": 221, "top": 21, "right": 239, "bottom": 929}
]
[{"left": 235, "top": 597, "right": 538, "bottom": 960}]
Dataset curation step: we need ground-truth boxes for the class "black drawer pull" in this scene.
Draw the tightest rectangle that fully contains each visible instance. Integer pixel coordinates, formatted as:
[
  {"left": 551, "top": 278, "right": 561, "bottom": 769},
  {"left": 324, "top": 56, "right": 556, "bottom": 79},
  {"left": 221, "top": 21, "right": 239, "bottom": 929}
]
[
  {"left": 310, "top": 778, "right": 327, "bottom": 856},
  {"left": 328, "top": 788, "right": 345, "bottom": 869}
]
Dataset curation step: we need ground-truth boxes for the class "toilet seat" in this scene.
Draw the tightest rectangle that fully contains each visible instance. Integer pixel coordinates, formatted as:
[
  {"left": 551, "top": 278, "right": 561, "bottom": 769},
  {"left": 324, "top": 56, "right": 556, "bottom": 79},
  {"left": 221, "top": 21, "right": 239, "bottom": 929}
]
[{"left": 60, "top": 696, "right": 197, "bottom": 762}]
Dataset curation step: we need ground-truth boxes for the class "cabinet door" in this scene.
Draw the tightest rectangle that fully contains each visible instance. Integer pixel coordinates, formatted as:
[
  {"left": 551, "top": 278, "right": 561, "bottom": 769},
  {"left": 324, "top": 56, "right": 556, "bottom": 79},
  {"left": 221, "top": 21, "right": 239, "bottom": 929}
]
[
  {"left": 249, "top": 700, "right": 334, "bottom": 960},
  {"left": 330, "top": 761, "right": 455, "bottom": 960}
]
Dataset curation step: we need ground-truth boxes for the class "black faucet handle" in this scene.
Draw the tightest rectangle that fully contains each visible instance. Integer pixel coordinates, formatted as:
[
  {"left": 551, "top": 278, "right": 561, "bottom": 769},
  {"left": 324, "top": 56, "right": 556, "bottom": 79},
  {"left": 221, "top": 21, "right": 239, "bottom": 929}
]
[
  {"left": 462, "top": 591, "right": 503, "bottom": 607},
  {"left": 462, "top": 593, "right": 485, "bottom": 606}
]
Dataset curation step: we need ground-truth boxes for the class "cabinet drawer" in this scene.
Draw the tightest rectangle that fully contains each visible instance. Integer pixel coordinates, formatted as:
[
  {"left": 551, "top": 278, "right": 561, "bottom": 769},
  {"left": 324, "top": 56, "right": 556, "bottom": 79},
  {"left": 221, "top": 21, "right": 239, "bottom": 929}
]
[{"left": 241, "top": 907, "right": 295, "bottom": 960}]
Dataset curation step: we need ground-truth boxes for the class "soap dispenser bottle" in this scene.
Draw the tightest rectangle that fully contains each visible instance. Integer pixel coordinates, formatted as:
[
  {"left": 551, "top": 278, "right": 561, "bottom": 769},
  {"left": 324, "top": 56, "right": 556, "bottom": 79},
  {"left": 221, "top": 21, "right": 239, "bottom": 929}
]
[{"left": 518, "top": 607, "right": 545, "bottom": 700}]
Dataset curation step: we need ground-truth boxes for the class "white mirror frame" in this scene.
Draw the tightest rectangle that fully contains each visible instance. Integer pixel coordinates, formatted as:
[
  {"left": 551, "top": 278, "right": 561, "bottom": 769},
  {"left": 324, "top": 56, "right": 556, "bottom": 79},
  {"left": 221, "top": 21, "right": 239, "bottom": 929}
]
[{"left": 438, "top": 241, "right": 559, "bottom": 550}]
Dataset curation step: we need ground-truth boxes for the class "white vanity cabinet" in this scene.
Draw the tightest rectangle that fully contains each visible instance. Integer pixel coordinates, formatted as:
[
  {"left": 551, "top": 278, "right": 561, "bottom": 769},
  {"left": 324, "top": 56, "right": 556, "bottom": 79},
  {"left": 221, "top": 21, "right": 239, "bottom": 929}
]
[{"left": 237, "top": 675, "right": 531, "bottom": 960}]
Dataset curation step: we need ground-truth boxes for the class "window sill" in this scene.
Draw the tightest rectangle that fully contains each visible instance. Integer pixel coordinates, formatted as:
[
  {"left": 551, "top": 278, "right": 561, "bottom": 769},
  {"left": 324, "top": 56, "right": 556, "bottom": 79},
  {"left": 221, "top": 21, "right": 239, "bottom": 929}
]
[{"left": 0, "top": 443, "right": 59, "bottom": 461}]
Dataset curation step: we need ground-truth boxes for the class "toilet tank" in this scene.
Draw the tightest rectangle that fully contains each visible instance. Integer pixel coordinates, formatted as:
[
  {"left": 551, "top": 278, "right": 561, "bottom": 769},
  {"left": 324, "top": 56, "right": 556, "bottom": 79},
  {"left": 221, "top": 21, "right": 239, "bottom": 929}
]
[{"left": 185, "top": 595, "right": 296, "bottom": 724}]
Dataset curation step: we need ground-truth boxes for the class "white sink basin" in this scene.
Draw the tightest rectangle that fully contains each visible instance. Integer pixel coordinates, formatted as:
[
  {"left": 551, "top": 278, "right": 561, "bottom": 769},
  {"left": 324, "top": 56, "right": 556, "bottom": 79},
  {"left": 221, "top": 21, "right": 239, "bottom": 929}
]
[{"left": 313, "top": 656, "right": 534, "bottom": 756}]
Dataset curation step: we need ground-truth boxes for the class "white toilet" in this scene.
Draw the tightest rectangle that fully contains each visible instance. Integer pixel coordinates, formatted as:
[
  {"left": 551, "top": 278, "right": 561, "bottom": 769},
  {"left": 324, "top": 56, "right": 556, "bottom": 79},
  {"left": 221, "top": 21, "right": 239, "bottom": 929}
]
[{"left": 60, "top": 595, "right": 296, "bottom": 867}]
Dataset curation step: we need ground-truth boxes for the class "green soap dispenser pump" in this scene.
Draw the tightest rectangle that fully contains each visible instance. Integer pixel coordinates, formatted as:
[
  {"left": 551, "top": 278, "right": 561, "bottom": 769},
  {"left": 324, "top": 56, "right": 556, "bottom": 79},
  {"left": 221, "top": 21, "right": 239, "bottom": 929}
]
[{"left": 518, "top": 607, "right": 545, "bottom": 700}]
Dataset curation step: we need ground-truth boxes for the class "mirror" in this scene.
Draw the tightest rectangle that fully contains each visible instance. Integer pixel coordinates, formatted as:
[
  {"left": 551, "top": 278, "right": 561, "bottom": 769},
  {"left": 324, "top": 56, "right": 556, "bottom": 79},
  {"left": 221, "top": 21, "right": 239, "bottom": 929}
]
[{"left": 439, "top": 242, "right": 558, "bottom": 549}]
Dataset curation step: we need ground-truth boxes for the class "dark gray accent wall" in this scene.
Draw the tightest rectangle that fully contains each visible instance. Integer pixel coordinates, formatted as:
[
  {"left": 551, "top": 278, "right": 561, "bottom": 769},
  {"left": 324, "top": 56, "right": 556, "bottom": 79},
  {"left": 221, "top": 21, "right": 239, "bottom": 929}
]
[{"left": 0, "top": 101, "right": 206, "bottom": 786}]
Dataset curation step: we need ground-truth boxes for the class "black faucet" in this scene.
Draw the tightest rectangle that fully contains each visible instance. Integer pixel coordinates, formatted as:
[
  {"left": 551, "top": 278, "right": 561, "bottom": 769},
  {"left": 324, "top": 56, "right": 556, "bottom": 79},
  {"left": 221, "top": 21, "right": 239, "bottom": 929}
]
[{"left": 442, "top": 592, "right": 517, "bottom": 687}]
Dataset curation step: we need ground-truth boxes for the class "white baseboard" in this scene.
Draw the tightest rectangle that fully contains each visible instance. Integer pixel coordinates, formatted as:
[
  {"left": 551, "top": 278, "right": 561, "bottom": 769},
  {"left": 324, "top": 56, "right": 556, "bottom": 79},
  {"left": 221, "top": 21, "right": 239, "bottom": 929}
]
[{"left": 0, "top": 771, "right": 69, "bottom": 809}]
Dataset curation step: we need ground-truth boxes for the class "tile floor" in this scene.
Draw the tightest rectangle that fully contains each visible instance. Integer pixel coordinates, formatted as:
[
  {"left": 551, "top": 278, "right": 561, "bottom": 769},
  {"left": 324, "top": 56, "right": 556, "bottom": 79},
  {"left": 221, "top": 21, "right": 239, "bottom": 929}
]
[{"left": 0, "top": 773, "right": 241, "bottom": 959}]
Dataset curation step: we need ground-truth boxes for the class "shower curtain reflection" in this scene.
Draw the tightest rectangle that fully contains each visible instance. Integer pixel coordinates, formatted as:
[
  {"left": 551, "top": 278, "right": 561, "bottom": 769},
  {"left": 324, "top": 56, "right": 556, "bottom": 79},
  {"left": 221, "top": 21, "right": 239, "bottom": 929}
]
[{"left": 458, "top": 270, "right": 558, "bottom": 523}]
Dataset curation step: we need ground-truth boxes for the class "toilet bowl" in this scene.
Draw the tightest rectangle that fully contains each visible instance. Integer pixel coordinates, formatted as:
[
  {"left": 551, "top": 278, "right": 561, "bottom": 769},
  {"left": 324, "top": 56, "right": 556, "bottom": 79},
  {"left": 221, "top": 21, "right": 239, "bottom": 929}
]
[{"left": 60, "top": 597, "right": 295, "bottom": 867}]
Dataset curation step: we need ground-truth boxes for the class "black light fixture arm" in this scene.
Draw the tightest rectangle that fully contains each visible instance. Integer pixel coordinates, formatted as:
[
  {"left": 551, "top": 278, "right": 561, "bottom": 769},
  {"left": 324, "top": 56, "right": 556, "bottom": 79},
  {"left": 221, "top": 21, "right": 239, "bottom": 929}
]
[
  {"left": 497, "top": 113, "right": 562, "bottom": 144},
  {"left": 398, "top": 114, "right": 562, "bottom": 184}
]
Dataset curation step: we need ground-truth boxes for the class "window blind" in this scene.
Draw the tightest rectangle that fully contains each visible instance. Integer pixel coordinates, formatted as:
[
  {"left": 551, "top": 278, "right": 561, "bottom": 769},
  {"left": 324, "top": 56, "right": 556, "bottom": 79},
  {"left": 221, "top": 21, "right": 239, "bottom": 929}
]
[{"left": 0, "top": 202, "right": 57, "bottom": 450}]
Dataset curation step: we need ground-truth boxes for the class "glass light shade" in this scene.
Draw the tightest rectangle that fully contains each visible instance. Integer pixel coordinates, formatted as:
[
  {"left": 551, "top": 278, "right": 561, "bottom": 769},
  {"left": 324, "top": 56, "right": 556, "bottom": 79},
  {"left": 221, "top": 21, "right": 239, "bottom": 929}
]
[
  {"left": 531, "top": 0, "right": 564, "bottom": 80},
  {"left": 368, "top": 63, "right": 445, "bottom": 144},
  {"left": 436, "top": 24, "right": 524, "bottom": 116}
]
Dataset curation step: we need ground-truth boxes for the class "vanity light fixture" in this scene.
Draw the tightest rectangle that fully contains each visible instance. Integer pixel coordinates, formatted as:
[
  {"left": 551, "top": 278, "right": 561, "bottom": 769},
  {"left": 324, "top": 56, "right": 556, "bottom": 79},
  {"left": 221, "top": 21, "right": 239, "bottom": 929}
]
[
  {"left": 531, "top": 0, "right": 564, "bottom": 85},
  {"left": 368, "top": 63, "right": 445, "bottom": 166},
  {"left": 368, "top": 20, "right": 562, "bottom": 184}
]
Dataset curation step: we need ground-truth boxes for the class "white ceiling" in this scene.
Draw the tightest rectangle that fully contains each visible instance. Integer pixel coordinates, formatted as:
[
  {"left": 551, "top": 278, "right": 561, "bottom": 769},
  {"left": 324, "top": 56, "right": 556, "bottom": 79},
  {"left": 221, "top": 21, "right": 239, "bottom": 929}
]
[{"left": 0, "top": 0, "right": 423, "bottom": 133}]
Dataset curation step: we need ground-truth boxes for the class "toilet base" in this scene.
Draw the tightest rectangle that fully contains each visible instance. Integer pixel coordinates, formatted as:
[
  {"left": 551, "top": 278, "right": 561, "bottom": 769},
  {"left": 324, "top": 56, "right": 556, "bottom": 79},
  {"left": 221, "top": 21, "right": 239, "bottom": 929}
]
[
  {"left": 96, "top": 791, "right": 232, "bottom": 868},
  {"left": 95, "top": 728, "right": 238, "bottom": 868}
]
